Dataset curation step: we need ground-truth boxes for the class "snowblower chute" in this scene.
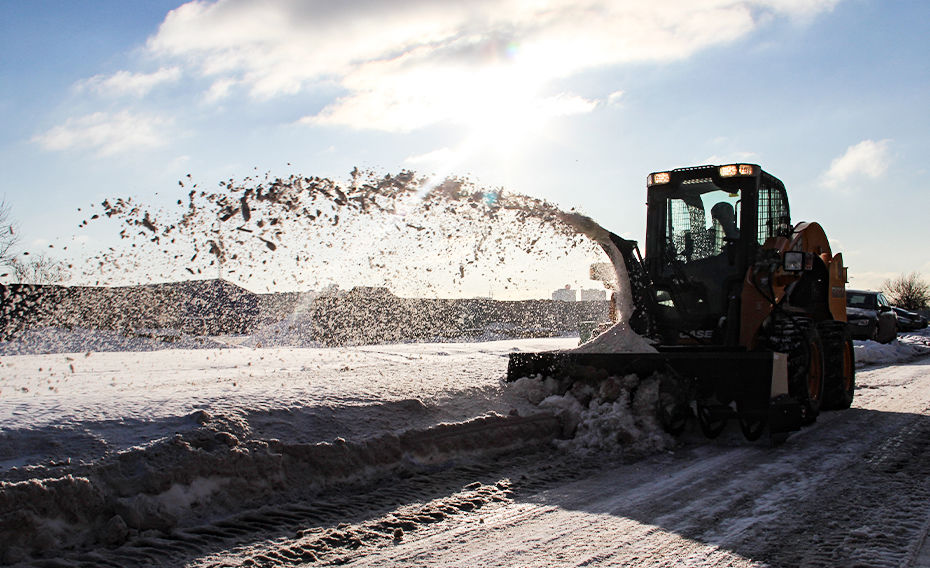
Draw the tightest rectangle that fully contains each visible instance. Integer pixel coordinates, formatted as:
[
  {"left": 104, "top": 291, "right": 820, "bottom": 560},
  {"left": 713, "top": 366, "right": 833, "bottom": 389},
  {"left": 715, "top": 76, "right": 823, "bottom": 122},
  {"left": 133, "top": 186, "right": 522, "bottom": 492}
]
[{"left": 508, "top": 164, "right": 855, "bottom": 442}]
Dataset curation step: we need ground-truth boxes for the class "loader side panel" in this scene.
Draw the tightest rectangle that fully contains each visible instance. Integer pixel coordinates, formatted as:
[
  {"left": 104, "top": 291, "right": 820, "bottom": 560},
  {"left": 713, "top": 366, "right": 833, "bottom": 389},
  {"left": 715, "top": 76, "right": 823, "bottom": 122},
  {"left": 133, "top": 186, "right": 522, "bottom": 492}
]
[{"left": 827, "top": 252, "right": 848, "bottom": 322}]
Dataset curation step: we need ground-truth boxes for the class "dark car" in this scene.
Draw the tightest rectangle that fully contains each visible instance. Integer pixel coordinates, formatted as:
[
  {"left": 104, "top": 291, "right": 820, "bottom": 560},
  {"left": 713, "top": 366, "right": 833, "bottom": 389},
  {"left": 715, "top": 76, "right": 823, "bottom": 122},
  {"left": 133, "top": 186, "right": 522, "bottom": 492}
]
[
  {"left": 892, "top": 307, "right": 928, "bottom": 331},
  {"left": 846, "top": 289, "right": 898, "bottom": 343}
]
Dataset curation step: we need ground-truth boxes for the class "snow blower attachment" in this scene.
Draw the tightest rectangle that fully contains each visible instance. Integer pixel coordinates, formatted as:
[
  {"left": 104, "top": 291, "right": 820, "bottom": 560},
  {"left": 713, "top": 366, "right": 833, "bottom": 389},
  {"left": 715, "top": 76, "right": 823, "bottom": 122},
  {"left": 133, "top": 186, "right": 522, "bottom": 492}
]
[{"left": 507, "top": 164, "right": 855, "bottom": 442}]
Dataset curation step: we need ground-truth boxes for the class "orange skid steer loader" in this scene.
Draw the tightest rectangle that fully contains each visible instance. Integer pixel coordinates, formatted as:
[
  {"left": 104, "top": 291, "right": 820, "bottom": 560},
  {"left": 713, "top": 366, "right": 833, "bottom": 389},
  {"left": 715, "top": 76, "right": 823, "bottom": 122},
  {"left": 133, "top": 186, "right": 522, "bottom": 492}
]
[{"left": 507, "top": 164, "right": 854, "bottom": 442}]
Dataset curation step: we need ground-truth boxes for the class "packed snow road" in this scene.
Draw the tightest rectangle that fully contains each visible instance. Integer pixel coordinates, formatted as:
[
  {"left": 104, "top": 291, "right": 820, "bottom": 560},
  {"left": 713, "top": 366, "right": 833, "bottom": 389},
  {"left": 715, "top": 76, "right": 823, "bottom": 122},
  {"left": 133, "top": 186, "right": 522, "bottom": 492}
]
[{"left": 2, "top": 330, "right": 930, "bottom": 566}]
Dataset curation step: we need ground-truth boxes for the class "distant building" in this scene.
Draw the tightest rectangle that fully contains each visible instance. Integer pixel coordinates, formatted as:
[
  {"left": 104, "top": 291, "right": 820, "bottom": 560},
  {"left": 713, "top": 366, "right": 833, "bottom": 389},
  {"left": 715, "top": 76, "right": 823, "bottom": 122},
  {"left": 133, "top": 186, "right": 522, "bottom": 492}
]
[
  {"left": 579, "top": 288, "right": 607, "bottom": 301},
  {"left": 552, "top": 285, "right": 577, "bottom": 302}
]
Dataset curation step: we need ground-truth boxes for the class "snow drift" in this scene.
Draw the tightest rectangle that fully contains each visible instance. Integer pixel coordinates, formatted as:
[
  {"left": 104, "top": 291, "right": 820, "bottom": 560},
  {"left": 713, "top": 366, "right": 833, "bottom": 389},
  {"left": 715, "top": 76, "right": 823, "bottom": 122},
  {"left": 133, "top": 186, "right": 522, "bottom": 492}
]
[{"left": 0, "top": 408, "right": 558, "bottom": 561}]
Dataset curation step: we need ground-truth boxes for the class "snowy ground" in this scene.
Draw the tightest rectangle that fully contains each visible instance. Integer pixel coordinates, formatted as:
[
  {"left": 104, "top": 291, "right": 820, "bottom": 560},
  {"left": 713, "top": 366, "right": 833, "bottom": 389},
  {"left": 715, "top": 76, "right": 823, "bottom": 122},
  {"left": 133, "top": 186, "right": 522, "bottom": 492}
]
[
  {"left": 0, "top": 330, "right": 579, "bottom": 564},
  {"left": 1, "top": 327, "right": 930, "bottom": 566}
]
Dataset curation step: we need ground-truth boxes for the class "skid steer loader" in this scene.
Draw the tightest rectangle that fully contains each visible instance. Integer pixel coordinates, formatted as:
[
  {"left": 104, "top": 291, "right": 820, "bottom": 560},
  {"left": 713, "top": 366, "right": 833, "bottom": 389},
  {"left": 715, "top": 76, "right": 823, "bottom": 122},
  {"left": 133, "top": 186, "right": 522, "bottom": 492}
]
[{"left": 507, "top": 164, "right": 855, "bottom": 442}]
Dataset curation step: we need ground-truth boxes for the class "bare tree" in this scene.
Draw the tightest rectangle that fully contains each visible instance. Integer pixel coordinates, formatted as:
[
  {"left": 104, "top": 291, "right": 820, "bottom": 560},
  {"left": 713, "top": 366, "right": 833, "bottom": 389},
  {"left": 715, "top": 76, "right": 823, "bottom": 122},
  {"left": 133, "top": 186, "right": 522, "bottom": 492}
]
[
  {"left": 882, "top": 272, "right": 930, "bottom": 311},
  {"left": 9, "top": 254, "right": 70, "bottom": 285},
  {"left": 0, "top": 199, "right": 18, "bottom": 268},
  {"left": 0, "top": 201, "right": 70, "bottom": 285}
]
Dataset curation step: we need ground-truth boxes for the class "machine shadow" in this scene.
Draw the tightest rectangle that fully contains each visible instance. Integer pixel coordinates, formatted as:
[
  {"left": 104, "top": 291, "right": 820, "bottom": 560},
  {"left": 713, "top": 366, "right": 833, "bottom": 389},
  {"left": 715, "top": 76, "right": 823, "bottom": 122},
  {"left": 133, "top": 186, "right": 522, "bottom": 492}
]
[{"left": 513, "top": 404, "right": 930, "bottom": 566}]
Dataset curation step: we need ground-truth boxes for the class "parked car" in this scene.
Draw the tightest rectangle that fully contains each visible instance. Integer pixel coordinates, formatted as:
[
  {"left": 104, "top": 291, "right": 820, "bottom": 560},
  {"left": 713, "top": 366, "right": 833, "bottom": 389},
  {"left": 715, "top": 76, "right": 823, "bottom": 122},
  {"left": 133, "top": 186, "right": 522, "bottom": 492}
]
[
  {"left": 892, "top": 307, "right": 928, "bottom": 331},
  {"left": 846, "top": 289, "right": 898, "bottom": 343}
]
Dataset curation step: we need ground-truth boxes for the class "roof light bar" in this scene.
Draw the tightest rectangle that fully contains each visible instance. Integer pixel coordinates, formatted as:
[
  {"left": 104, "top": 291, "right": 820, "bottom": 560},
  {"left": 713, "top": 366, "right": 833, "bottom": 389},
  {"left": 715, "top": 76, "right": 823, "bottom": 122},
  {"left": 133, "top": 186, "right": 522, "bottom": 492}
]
[
  {"left": 719, "top": 164, "right": 757, "bottom": 178},
  {"left": 648, "top": 172, "right": 670, "bottom": 186}
]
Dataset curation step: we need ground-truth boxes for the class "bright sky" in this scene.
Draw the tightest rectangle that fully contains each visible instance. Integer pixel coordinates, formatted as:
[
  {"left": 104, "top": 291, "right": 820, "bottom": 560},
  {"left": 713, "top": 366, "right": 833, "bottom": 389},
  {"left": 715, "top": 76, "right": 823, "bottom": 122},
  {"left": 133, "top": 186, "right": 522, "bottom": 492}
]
[{"left": 1, "top": 0, "right": 928, "bottom": 296}]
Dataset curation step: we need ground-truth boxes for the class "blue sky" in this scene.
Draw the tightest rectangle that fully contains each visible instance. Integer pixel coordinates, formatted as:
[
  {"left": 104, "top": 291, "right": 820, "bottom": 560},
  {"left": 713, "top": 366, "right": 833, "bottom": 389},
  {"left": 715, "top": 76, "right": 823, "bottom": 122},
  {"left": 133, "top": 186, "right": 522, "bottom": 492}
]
[{"left": 1, "top": 0, "right": 928, "bottom": 295}]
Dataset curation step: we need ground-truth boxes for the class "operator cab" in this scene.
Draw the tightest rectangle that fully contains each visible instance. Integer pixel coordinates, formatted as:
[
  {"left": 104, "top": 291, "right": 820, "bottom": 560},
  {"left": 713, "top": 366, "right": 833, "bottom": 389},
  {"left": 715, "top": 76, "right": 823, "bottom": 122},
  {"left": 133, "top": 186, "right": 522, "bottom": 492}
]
[{"left": 644, "top": 164, "right": 791, "bottom": 345}]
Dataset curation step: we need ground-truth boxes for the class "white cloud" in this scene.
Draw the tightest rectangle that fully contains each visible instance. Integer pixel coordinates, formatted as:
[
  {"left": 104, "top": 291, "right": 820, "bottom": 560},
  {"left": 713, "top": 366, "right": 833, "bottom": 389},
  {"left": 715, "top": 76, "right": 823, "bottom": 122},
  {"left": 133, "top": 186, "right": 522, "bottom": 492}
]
[
  {"left": 821, "top": 139, "right": 892, "bottom": 190},
  {"left": 204, "top": 78, "right": 238, "bottom": 103},
  {"left": 33, "top": 111, "right": 172, "bottom": 156},
  {"left": 141, "top": 0, "right": 841, "bottom": 133},
  {"left": 76, "top": 67, "right": 181, "bottom": 97},
  {"left": 301, "top": 56, "right": 598, "bottom": 134}
]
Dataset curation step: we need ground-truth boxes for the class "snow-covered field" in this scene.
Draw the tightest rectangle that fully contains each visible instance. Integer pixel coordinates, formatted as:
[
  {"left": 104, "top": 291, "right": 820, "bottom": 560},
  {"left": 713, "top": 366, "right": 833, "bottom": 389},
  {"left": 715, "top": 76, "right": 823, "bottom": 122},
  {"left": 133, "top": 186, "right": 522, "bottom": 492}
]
[
  {"left": 1, "top": 326, "right": 929, "bottom": 566},
  {"left": 1, "top": 334, "right": 582, "bottom": 473}
]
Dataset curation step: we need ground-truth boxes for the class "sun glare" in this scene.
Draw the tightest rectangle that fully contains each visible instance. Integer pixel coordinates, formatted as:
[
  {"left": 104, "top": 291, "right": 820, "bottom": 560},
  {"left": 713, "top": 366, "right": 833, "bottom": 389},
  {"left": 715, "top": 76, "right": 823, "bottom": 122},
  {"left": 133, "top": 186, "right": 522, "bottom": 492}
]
[{"left": 399, "top": 40, "right": 597, "bottom": 201}]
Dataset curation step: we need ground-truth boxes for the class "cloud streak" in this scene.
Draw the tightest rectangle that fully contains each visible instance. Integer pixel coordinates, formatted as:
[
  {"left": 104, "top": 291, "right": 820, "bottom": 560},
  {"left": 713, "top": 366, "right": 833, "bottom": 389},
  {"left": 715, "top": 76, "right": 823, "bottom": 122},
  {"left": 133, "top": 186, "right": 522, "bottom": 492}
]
[
  {"left": 76, "top": 67, "right": 182, "bottom": 97},
  {"left": 33, "top": 111, "right": 173, "bottom": 156}
]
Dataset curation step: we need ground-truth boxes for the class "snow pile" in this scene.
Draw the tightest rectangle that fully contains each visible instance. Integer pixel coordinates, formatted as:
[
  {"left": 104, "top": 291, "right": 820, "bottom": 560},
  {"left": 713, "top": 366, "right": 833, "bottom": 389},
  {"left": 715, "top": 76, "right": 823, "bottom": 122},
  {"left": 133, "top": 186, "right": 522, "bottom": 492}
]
[
  {"left": 533, "top": 373, "right": 675, "bottom": 455},
  {"left": 854, "top": 329, "right": 930, "bottom": 367},
  {"left": 560, "top": 374, "right": 675, "bottom": 454},
  {"left": 509, "top": 373, "right": 676, "bottom": 457},
  {"left": 505, "top": 315, "right": 671, "bottom": 456},
  {"left": 571, "top": 321, "right": 657, "bottom": 354}
]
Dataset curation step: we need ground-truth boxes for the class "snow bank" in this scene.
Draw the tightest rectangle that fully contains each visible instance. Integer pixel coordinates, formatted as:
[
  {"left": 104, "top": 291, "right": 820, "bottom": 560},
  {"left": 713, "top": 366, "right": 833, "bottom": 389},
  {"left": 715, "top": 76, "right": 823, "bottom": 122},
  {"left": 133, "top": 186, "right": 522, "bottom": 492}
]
[
  {"left": 0, "top": 408, "right": 560, "bottom": 561},
  {"left": 854, "top": 329, "right": 930, "bottom": 367}
]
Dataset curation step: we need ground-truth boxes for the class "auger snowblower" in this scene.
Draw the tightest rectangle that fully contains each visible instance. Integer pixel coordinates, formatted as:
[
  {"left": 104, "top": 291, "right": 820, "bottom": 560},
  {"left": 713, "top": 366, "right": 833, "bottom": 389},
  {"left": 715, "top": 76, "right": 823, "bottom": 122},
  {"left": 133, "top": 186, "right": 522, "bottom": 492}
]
[{"left": 507, "top": 164, "right": 855, "bottom": 442}]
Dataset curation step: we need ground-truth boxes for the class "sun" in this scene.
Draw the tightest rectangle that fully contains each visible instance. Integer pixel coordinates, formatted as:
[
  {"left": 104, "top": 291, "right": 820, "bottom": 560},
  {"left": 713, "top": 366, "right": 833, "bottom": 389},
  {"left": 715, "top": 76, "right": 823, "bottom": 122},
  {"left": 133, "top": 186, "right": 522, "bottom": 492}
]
[
  {"left": 456, "top": 66, "right": 552, "bottom": 155},
  {"left": 400, "top": 52, "right": 597, "bottom": 191}
]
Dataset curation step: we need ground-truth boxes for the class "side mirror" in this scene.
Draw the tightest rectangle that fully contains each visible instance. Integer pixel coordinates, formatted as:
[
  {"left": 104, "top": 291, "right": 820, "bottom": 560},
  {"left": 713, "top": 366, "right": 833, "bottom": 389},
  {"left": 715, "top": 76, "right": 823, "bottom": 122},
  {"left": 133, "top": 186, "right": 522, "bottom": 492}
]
[{"left": 783, "top": 251, "right": 804, "bottom": 272}]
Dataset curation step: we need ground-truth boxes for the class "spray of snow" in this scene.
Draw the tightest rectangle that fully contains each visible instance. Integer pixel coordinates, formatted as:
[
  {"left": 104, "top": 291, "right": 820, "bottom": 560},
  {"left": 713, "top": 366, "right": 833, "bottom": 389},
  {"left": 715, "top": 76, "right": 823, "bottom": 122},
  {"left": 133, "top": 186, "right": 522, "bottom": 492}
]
[
  {"left": 557, "top": 211, "right": 633, "bottom": 323},
  {"left": 71, "top": 169, "right": 603, "bottom": 300}
]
